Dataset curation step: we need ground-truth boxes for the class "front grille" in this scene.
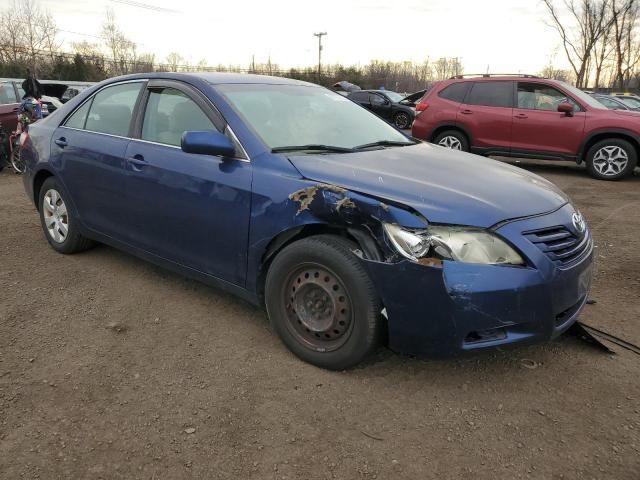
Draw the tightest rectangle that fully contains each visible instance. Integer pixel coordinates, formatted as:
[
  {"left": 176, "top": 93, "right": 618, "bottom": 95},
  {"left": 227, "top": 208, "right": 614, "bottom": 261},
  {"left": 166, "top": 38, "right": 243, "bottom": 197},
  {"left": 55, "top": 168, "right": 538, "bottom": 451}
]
[{"left": 523, "top": 226, "right": 591, "bottom": 267}]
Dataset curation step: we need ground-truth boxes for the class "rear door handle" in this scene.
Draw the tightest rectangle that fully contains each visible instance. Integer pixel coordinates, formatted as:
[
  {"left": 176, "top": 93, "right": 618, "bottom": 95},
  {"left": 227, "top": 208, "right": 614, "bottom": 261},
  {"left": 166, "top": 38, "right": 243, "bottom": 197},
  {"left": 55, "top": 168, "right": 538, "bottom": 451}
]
[
  {"left": 54, "top": 137, "right": 68, "bottom": 148},
  {"left": 12, "top": 107, "right": 18, "bottom": 113},
  {"left": 127, "top": 154, "right": 147, "bottom": 169},
  {"left": 515, "top": 113, "right": 528, "bottom": 119},
  {"left": 460, "top": 109, "right": 473, "bottom": 115}
]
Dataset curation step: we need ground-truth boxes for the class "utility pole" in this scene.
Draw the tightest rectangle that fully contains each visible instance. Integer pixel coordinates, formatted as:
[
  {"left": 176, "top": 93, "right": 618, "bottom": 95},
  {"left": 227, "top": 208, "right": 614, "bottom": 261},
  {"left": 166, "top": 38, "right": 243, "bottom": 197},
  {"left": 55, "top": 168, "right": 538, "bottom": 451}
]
[{"left": 313, "top": 32, "right": 327, "bottom": 84}]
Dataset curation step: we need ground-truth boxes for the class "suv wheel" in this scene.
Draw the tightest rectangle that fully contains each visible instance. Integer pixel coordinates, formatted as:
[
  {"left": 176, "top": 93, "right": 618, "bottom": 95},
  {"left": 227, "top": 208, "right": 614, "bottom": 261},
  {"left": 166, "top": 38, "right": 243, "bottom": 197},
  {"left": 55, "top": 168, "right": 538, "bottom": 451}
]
[
  {"left": 586, "top": 138, "right": 637, "bottom": 180},
  {"left": 265, "top": 235, "right": 382, "bottom": 370},
  {"left": 393, "top": 111, "right": 411, "bottom": 129},
  {"left": 433, "top": 130, "right": 469, "bottom": 152}
]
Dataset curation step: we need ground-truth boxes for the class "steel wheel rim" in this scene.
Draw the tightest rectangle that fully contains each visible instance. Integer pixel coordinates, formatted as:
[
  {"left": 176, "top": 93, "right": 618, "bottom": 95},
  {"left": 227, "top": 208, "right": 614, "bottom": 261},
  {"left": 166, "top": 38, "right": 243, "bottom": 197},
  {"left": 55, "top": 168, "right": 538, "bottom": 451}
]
[
  {"left": 283, "top": 263, "right": 354, "bottom": 352},
  {"left": 438, "top": 136, "right": 462, "bottom": 150},
  {"left": 43, "top": 189, "right": 69, "bottom": 244},
  {"left": 592, "top": 145, "right": 628, "bottom": 176},
  {"left": 395, "top": 113, "right": 409, "bottom": 129}
]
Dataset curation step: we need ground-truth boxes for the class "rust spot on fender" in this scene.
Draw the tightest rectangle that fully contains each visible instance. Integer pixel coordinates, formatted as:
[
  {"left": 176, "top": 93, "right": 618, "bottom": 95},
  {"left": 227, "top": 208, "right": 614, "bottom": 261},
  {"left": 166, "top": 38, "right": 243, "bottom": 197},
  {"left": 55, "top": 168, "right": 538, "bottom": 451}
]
[
  {"left": 288, "top": 184, "right": 348, "bottom": 214},
  {"left": 335, "top": 197, "right": 356, "bottom": 212}
]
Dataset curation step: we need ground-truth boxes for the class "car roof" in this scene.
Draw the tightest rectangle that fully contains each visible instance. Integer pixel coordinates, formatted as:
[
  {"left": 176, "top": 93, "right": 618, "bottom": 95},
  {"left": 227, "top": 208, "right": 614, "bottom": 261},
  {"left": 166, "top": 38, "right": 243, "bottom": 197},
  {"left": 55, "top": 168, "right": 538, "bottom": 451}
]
[{"left": 97, "top": 71, "right": 318, "bottom": 87}]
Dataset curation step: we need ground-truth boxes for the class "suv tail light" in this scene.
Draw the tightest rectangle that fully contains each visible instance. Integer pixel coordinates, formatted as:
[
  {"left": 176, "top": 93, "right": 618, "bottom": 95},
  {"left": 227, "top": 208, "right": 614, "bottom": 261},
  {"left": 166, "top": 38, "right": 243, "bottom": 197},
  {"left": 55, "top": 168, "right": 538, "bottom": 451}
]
[{"left": 415, "top": 102, "right": 429, "bottom": 117}]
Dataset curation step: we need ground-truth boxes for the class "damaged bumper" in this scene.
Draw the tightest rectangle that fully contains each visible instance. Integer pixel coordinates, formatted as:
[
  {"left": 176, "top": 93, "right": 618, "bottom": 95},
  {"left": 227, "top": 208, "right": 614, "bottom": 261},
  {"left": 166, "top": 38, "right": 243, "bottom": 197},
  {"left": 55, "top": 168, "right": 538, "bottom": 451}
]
[{"left": 362, "top": 205, "right": 594, "bottom": 357}]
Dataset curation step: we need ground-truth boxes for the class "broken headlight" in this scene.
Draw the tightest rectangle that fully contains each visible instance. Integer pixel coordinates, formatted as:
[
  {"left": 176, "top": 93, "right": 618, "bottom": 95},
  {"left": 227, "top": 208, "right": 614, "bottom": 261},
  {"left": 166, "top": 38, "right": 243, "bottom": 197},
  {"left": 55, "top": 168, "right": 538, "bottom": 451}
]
[{"left": 383, "top": 223, "right": 524, "bottom": 266}]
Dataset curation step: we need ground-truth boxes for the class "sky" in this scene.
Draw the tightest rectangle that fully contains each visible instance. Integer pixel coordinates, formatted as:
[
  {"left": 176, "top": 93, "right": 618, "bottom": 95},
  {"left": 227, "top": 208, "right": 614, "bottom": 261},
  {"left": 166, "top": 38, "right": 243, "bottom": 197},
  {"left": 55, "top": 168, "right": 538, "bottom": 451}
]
[{"left": 38, "top": 0, "right": 568, "bottom": 74}]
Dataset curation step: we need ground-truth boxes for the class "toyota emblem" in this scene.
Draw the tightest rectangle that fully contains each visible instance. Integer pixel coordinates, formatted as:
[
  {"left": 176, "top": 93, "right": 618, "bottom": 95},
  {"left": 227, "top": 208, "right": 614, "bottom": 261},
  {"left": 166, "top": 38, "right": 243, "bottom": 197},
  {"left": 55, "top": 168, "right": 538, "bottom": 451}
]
[{"left": 572, "top": 212, "right": 586, "bottom": 234}]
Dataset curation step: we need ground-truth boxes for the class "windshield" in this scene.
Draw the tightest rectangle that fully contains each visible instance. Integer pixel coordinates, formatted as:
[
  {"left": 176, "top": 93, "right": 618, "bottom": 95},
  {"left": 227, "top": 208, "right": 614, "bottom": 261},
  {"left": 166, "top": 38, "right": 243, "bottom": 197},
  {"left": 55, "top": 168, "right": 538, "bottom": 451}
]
[
  {"left": 616, "top": 96, "right": 640, "bottom": 108},
  {"left": 215, "top": 84, "right": 412, "bottom": 150},
  {"left": 558, "top": 82, "right": 607, "bottom": 110},
  {"left": 384, "top": 91, "right": 405, "bottom": 102}
]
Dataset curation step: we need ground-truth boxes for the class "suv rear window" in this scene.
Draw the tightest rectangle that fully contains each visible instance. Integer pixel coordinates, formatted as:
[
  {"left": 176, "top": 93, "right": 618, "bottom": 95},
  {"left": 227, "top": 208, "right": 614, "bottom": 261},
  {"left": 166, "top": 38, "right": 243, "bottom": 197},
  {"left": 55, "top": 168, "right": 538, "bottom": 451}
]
[
  {"left": 438, "top": 82, "right": 469, "bottom": 103},
  {"left": 467, "top": 81, "right": 513, "bottom": 108}
]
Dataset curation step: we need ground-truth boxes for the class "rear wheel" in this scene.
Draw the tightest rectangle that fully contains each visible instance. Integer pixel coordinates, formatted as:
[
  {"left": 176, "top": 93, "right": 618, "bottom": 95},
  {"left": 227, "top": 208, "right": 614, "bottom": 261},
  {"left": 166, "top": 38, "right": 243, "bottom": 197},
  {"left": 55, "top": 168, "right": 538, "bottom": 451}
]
[
  {"left": 433, "top": 129, "right": 469, "bottom": 152},
  {"left": 585, "top": 138, "right": 637, "bottom": 180},
  {"left": 10, "top": 139, "right": 25, "bottom": 173},
  {"left": 393, "top": 111, "right": 411, "bottom": 129},
  {"left": 265, "top": 235, "right": 382, "bottom": 370},
  {"left": 38, "top": 177, "right": 94, "bottom": 254}
]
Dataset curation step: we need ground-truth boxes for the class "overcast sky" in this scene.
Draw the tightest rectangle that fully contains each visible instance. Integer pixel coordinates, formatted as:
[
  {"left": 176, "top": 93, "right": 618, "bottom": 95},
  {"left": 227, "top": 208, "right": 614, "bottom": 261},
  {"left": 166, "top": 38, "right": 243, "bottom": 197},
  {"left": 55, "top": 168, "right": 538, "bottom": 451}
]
[{"left": 39, "top": 0, "right": 567, "bottom": 74}]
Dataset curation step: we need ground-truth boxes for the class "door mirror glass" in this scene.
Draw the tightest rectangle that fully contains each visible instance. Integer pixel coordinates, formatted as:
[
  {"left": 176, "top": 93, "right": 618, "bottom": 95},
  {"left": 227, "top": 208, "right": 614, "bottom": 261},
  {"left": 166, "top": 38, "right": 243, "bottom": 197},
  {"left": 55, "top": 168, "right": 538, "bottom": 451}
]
[
  {"left": 181, "top": 130, "right": 236, "bottom": 158},
  {"left": 557, "top": 102, "right": 574, "bottom": 114}
]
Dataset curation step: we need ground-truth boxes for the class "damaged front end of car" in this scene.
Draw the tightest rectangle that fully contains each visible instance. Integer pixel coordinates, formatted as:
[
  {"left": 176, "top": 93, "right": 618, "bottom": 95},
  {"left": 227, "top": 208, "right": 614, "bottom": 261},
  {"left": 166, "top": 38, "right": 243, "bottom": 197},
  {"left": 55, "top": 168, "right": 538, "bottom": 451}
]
[{"left": 250, "top": 172, "right": 593, "bottom": 358}]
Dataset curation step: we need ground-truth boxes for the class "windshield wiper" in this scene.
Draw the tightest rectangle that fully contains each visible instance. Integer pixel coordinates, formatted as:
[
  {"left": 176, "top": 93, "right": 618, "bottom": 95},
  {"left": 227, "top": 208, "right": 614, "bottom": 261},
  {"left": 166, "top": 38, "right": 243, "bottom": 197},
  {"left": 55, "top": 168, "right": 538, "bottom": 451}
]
[
  {"left": 272, "top": 144, "right": 354, "bottom": 154},
  {"left": 354, "top": 140, "right": 416, "bottom": 150}
]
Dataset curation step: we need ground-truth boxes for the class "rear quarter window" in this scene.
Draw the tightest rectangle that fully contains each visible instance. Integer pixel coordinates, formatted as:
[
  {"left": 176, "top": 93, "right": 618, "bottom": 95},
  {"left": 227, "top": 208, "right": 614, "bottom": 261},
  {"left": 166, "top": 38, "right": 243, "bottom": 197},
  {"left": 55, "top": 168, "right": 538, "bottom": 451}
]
[{"left": 438, "top": 82, "right": 470, "bottom": 103}]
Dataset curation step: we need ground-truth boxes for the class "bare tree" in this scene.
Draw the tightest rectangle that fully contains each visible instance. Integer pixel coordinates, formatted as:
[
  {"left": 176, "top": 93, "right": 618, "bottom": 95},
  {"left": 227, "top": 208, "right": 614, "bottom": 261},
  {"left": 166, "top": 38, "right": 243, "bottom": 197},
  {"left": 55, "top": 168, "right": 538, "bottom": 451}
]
[
  {"left": 543, "top": 0, "right": 614, "bottom": 88},
  {"left": 611, "top": 0, "right": 639, "bottom": 88},
  {"left": 165, "top": 52, "right": 184, "bottom": 72},
  {"left": 101, "top": 8, "right": 138, "bottom": 75}
]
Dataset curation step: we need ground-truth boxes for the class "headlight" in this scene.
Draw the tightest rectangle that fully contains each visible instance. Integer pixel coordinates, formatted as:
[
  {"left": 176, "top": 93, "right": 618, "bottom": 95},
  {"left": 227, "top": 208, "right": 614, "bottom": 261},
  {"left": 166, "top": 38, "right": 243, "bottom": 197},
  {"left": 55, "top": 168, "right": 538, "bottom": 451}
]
[{"left": 383, "top": 223, "right": 524, "bottom": 266}]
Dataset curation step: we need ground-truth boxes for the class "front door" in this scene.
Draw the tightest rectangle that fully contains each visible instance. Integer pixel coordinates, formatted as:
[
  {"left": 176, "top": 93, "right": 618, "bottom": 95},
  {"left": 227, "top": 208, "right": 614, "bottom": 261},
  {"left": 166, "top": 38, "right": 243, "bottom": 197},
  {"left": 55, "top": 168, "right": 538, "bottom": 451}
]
[
  {"left": 511, "top": 82, "right": 586, "bottom": 157},
  {"left": 369, "top": 92, "right": 393, "bottom": 120},
  {"left": 121, "top": 82, "right": 252, "bottom": 285},
  {"left": 52, "top": 81, "right": 145, "bottom": 236}
]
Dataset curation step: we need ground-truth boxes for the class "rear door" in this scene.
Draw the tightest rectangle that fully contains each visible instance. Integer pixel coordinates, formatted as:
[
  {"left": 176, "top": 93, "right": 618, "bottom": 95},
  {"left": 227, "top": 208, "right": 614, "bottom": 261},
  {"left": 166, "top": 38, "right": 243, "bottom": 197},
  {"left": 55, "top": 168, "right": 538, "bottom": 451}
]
[
  {"left": 511, "top": 82, "right": 586, "bottom": 157},
  {"left": 457, "top": 81, "right": 514, "bottom": 152},
  {"left": 0, "top": 80, "right": 20, "bottom": 134},
  {"left": 52, "top": 81, "right": 145, "bottom": 236},
  {"left": 121, "top": 80, "right": 252, "bottom": 284}
]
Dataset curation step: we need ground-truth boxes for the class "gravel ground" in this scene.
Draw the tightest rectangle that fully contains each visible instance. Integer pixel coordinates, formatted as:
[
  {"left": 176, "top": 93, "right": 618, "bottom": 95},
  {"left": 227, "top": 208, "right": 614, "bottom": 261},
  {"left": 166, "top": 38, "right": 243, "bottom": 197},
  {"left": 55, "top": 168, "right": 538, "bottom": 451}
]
[{"left": 0, "top": 161, "right": 639, "bottom": 480}]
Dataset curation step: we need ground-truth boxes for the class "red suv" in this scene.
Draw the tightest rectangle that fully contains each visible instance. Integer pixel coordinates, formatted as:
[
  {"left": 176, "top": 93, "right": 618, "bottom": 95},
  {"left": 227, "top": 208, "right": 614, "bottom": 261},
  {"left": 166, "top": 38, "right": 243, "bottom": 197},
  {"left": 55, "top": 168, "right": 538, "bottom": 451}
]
[{"left": 412, "top": 75, "right": 640, "bottom": 180}]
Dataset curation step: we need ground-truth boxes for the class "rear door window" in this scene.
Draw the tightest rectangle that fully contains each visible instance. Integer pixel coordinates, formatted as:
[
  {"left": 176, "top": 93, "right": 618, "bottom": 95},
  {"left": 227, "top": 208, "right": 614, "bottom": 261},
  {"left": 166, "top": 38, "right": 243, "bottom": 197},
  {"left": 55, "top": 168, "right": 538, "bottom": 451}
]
[
  {"left": 84, "top": 82, "right": 143, "bottom": 137},
  {"left": 438, "top": 82, "right": 470, "bottom": 103},
  {"left": 0, "top": 82, "right": 17, "bottom": 104},
  {"left": 467, "top": 81, "right": 513, "bottom": 108}
]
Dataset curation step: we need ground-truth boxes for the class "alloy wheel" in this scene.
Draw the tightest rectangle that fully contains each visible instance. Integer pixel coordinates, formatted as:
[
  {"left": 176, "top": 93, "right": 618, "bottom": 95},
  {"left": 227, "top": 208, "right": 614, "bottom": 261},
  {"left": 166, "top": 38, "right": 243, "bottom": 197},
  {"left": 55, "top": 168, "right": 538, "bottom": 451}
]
[
  {"left": 438, "top": 135, "right": 462, "bottom": 150},
  {"left": 395, "top": 113, "right": 410, "bottom": 129},
  {"left": 283, "top": 264, "right": 353, "bottom": 352},
  {"left": 592, "top": 145, "right": 629, "bottom": 177},
  {"left": 43, "top": 189, "right": 69, "bottom": 243}
]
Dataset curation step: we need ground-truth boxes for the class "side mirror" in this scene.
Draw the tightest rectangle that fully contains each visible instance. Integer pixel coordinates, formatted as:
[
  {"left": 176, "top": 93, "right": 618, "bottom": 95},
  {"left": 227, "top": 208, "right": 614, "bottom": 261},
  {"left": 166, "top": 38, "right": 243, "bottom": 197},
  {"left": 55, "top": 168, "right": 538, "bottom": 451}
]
[
  {"left": 181, "top": 131, "right": 236, "bottom": 158},
  {"left": 558, "top": 102, "right": 574, "bottom": 116}
]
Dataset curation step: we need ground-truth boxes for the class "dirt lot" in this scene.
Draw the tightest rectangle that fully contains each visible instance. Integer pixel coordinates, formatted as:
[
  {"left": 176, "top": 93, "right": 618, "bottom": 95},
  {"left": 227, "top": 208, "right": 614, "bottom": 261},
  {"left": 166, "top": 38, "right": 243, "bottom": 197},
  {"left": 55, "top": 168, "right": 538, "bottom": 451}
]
[{"left": 0, "top": 161, "right": 639, "bottom": 480}]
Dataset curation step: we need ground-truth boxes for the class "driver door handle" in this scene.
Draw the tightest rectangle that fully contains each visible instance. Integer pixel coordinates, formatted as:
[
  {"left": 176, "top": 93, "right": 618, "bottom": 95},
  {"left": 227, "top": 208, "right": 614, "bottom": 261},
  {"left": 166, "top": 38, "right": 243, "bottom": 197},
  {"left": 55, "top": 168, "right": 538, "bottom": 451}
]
[
  {"left": 54, "top": 137, "right": 68, "bottom": 148},
  {"left": 515, "top": 113, "right": 528, "bottom": 119},
  {"left": 127, "top": 154, "right": 148, "bottom": 169},
  {"left": 460, "top": 109, "right": 473, "bottom": 115}
]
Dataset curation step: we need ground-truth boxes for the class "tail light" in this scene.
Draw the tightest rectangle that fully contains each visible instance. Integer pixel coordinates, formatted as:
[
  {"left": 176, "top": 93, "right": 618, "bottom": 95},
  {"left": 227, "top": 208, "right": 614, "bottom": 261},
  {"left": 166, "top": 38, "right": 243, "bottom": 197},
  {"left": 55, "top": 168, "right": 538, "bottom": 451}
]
[{"left": 416, "top": 102, "right": 429, "bottom": 112}]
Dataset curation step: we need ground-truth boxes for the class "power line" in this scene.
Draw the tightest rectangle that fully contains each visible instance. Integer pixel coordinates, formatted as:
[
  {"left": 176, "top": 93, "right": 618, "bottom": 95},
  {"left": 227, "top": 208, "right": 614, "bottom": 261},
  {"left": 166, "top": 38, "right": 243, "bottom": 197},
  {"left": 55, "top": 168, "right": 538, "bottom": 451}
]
[{"left": 108, "top": 0, "right": 179, "bottom": 14}]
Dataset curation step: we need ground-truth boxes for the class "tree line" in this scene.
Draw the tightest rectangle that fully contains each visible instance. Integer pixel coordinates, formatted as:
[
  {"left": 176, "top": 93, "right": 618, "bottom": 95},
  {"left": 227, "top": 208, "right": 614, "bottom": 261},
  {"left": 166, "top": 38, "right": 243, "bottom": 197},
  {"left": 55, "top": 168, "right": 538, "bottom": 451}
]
[{"left": 0, "top": 0, "right": 465, "bottom": 92}]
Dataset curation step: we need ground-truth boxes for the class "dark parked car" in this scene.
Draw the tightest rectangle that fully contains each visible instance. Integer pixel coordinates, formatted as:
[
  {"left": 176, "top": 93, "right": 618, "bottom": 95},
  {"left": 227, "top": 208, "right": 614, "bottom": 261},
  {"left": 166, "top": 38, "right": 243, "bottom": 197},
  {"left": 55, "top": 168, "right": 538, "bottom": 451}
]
[
  {"left": 591, "top": 93, "right": 638, "bottom": 111},
  {"left": 412, "top": 74, "right": 640, "bottom": 180},
  {"left": 22, "top": 73, "right": 593, "bottom": 369},
  {"left": 348, "top": 89, "right": 415, "bottom": 129}
]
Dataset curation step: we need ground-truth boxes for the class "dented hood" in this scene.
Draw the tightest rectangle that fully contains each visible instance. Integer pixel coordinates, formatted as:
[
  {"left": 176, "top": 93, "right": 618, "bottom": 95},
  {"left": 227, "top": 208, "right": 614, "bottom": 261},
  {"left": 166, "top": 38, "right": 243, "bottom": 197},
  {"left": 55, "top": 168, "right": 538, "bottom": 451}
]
[{"left": 287, "top": 143, "right": 569, "bottom": 227}]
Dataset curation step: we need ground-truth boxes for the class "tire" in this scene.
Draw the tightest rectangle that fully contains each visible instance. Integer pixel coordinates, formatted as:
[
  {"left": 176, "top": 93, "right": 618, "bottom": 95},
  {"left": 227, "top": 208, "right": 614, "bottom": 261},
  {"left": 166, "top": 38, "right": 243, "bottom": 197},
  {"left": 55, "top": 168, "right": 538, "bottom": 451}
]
[
  {"left": 393, "top": 111, "right": 412, "bottom": 129},
  {"left": 265, "top": 235, "right": 382, "bottom": 370},
  {"left": 10, "top": 141, "right": 24, "bottom": 174},
  {"left": 38, "top": 177, "right": 94, "bottom": 254},
  {"left": 585, "top": 138, "right": 637, "bottom": 181},
  {"left": 433, "top": 129, "right": 469, "bottom": 152}
]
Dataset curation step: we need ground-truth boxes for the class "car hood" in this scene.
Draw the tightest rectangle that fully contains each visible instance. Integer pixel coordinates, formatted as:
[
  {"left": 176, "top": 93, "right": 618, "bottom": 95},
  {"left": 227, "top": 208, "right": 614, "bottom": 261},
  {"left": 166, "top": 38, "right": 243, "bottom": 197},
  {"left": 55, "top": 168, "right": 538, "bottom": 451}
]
[{"left": 287, "top": 143, "right": 569, "bottom": 228}]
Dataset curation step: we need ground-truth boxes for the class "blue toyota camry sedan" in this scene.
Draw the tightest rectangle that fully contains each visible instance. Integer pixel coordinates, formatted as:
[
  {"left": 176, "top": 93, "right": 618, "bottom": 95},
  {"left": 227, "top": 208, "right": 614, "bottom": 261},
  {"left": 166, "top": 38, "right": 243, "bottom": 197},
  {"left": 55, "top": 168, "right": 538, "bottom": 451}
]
[{"left": 21, "top": 73, "right": 593, "bottom": 370}]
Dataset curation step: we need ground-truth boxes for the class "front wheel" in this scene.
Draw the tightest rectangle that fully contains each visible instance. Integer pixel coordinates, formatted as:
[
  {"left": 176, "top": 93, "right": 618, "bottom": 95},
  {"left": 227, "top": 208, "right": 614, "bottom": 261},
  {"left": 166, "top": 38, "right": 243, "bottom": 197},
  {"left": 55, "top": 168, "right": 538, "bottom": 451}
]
[
  {"left": 433, "top": 130, "right": 469, "bottom": 152},
  {"left": 265, "top": 235, "right": 382, "bottom": 370},
  {"left": 585, "top": 138, "right": 637, "bottom": 180}
]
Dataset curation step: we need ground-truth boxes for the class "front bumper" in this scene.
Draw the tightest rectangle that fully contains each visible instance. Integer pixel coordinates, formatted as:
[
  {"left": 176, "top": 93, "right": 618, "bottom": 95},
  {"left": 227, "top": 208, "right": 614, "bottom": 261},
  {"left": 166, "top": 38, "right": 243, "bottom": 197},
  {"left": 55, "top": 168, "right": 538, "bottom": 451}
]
[{"left": 362, "top": 205, "right": 594, "bottom": 357}]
